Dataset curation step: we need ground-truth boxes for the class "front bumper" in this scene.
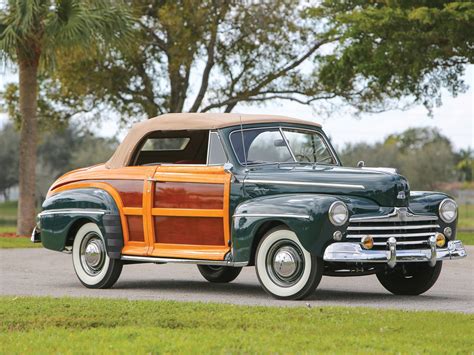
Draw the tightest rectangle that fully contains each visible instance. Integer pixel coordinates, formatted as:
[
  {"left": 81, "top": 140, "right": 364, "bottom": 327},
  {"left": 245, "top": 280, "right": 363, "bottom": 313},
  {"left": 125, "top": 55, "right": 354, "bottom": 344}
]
[{"left": 323, "top": 239, "right": 466, "bottom": 268}]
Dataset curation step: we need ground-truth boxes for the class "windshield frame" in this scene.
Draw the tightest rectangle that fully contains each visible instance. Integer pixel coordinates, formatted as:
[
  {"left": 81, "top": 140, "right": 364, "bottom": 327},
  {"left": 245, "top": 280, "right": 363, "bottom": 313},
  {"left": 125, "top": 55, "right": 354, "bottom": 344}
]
[{"left": 229, "top": 125, "right": 340, "bottom": 167}]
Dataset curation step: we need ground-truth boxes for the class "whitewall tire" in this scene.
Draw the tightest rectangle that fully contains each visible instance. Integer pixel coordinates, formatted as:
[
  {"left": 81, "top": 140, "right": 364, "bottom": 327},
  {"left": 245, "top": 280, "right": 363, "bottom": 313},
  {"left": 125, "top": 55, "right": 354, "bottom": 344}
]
[
  {"left": 72, "top": 222, "right": 123, "bottom": 289},
  {"left": 255, "top": 226, "right": 323, "bottom": 300}
]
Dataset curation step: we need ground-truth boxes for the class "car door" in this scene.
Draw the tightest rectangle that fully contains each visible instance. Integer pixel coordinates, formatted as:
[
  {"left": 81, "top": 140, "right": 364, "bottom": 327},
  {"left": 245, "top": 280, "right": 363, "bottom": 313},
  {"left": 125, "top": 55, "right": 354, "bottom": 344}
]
[{"left": 147, "top": 131, "right": 232, "bottom": 260}]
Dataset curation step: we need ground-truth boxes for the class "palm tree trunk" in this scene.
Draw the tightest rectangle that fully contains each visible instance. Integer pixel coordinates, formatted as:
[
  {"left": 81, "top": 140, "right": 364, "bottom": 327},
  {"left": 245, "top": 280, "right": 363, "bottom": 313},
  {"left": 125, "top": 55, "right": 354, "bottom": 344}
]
[{"left": 16, "top": 60, "right": 38, "bottom": 236}]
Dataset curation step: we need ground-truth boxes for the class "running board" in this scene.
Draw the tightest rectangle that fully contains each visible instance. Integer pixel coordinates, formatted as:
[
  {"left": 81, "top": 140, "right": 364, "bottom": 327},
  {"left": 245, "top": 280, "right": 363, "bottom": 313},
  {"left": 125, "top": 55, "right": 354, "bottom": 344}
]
[{"left": 121, "top": 255, "right": 248, "bottom": 267}]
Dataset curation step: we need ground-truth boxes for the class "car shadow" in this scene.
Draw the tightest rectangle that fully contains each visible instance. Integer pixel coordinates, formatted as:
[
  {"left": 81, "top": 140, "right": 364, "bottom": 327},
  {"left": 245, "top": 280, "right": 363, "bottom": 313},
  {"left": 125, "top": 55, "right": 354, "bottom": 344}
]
[{"left": 111, "top": 278, "right": 456, "bottom": 303}]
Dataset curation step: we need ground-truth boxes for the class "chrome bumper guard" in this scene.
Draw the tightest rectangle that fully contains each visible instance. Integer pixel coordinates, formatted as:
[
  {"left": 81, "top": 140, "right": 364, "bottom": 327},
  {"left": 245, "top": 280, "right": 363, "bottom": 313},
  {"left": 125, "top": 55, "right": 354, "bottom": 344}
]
[
  {"left": 30, "top": 227, "right": 41, "bottom": 243},
  {"left": 323, "top": 238, "right": 467, "bottom": 268}
]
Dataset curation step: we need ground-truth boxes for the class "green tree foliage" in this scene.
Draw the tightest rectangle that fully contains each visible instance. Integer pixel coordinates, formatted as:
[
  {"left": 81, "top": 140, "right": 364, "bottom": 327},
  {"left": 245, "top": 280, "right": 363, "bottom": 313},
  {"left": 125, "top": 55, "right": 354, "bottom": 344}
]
[
  {"left": 455, "top": 148, "right": 474, "bottom": 182},
  {"left": 339, "top": 127, "right": 461, "bottom": 190},
  {"left": 314, "top": 1, "right": 474, "bottom": 114},
  {"left": 0, "top": 123, "right": 118, "bottom": 202},
  {"left": 41, "top": 0, "right": 339, "bottom": 119},
  {"left": 19, "top": 0, "right": 472, "bottom": 123},
  {"left": 0, "top": 0, "right": 131, "bottom": 235},
  {"left": 0, "top": 124, "right": 19, "bottom": 201}
]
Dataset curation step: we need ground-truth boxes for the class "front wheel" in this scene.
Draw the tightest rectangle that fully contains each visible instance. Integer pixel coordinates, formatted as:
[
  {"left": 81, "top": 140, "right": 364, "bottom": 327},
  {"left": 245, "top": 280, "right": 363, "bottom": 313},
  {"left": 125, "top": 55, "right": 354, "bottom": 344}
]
[
  {"left": 197, "top": 265, "right": 242, "bottom": 283},
  {"left": 255, "top": 226, "right": 323, "bottom": 300},
  {"left": 72, "top": 223, "right": 123, "bottom": 289},
  {"left": 376, "top": 262, "right": 442, "bottom": 295}
]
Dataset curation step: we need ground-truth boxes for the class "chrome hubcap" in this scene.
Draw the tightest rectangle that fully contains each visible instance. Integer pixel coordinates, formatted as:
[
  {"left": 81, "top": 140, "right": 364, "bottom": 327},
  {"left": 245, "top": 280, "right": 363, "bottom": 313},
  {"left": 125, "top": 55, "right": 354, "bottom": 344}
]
[
  {"left": 80, "top": 233, "right": 106, "bottom": 276},
  {"left": 273, "top": 247, "right": 298, "bottom": 277},
  {"left": 266, "top": 240, "right": 304, "bottom": 287}
]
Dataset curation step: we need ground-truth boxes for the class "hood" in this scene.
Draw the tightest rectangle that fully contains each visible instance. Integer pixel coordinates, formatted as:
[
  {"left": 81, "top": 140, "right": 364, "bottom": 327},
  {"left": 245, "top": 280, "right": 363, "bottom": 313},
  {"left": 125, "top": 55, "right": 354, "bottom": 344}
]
[{"left": 243, "top": 165, "right": 410, "bottom": 207}]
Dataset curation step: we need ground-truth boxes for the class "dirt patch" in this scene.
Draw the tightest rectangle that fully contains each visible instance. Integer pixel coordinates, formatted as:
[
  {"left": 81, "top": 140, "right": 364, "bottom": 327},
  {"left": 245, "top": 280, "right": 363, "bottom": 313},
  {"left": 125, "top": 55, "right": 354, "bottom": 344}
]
[{"left": 0, "top": 233, "right": 27, "bottom": 238}]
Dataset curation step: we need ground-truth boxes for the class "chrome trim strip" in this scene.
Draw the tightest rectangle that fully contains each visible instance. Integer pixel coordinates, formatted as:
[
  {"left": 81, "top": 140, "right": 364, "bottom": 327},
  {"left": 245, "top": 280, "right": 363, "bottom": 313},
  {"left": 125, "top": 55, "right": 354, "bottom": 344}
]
[
  {"left": 347, "top": 224, "right": 440, "bottom": 231},
  {"left": 121, "top": 255, "right": 248, "bottom": 267},
  {"left": 38, "top": 209, "right": 107, "bottom": 217},
  {"left": 323, "top": 240, "right": 467, "bottom": 264},
  {"left": 373, "top": 240, "right": 428, "bottom": 246},
  {"left": 349, "top": 207, "right": 437, "bottom": 222},
  {"left": 233, "top": 213, "right": 311, "bottom": 220},
  {"left": 347, "top": 232, "right": 437, "bottom": 239},
  {"left": 245, "top": 179, "right": 365, "bottom": 190}
]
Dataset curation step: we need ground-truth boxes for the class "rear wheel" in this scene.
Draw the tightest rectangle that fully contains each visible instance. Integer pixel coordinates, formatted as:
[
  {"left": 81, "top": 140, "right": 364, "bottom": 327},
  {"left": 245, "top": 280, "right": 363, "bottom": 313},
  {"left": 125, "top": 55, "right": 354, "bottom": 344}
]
[
  {"left": 197, "top": 265, "right": 242, "bottom": 283},
  {"left": 255, "top": 226, "right": 323, "bottom": 300},
  {"left": 72, "top": 223, "right": 123, "bottom": 289},
  {"left": 376, "top": 262, "right": 442, "bottom": 295}
]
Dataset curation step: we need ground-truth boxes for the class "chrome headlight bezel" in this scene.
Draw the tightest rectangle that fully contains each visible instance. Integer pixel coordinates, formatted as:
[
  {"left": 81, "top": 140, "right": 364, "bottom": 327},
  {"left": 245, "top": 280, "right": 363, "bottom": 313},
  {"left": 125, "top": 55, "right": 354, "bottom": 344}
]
[
  {"left": 329, "top": 201, "right": 349, "bottom": 226},
  {"left": 439, "top": 198, "right": 457, "bottom": 223}
]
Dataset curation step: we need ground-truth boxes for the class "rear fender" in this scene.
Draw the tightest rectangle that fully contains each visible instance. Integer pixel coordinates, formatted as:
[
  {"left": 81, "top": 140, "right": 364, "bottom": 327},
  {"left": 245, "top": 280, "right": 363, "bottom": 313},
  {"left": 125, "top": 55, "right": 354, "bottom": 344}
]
[{"left": 39, "top": 188, "right": 123, "bottom": 259}]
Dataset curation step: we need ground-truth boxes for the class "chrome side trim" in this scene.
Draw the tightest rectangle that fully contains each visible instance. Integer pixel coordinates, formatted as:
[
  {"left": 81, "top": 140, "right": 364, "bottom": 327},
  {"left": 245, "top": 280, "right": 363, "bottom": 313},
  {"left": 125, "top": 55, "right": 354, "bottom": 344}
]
[
  {"left": 245, "top": 179, "right": 365, "bottom": 190},
  {"left": 121, "top": 255, "right": 248, "bottom": 267},
  {"left": 347, "top": 224, "right": 440, "bottom": 231},
  {"left": 349, "top": 207, "right": 437, "bottom": 222},
  {"left": 232, "top": 213, "right": 311, "bottom": 220},
  {"left": 38, "top": 209, "right": 107, "bottom": 217},
  {"left": 323, "top": 240, "right": 467, "bottom": 265}
]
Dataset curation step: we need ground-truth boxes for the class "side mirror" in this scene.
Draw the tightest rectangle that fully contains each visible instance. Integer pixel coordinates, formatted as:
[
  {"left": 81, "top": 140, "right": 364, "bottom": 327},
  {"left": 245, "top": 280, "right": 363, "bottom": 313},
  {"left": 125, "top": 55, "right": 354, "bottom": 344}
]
[
  {"left": 223, "top": 162, "right": 234, "bottom": 173},
  {"left": 357, "top": 160, "right": 365, "bottom": 168}
]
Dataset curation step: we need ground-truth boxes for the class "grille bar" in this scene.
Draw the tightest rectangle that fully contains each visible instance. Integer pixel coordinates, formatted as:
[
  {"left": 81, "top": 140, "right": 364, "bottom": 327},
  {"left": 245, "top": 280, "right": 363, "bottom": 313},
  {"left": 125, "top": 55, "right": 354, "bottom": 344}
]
[
  {"left": 347, "top": 224, "right": 439, "bottom": 231},
  {"left": 373, "top": 240, "right": 429, "bottom": 246},
  {"left": 347, "top": 232, "right": 436, "bottom": 239},
  {"left": 347, "top": 208, "right": 439, "bottom": 250}
]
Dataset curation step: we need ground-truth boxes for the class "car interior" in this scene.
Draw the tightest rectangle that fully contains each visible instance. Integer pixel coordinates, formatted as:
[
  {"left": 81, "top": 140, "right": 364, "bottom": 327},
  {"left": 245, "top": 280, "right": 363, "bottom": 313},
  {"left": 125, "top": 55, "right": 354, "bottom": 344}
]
[{"left": 131, "top": 130, "right": 227, "bottom": 166}]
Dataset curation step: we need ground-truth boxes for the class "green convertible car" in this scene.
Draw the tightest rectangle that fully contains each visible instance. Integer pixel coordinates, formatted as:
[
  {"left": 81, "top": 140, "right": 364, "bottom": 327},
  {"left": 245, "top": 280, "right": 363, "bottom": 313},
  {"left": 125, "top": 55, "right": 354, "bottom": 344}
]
[{"left": 33, "top": 113, "right": 467, "bottom": 300}]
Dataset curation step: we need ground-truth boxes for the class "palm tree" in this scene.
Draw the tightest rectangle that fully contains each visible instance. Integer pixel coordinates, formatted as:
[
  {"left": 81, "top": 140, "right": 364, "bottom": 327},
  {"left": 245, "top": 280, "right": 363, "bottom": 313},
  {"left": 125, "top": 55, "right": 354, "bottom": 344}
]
[{"left": 0, "top": 0, "right": 130, "bottom": 236}]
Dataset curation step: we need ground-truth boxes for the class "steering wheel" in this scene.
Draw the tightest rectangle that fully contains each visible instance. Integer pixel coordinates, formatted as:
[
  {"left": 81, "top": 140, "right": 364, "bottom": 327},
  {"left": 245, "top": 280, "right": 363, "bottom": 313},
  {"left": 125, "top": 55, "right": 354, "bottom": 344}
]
[{"left": 295, "top": 154, "right": 311, "bottom": 162}]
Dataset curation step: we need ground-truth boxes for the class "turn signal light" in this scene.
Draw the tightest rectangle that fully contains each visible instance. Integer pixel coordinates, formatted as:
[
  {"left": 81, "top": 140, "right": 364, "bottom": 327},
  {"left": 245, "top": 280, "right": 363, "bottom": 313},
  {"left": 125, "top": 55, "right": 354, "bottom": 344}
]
[
  {"left": 361, "top": 236, "right": 374, "bottom": 250},
  {"left": 435, "top": 233, "right": 446, "bottom": 248}
]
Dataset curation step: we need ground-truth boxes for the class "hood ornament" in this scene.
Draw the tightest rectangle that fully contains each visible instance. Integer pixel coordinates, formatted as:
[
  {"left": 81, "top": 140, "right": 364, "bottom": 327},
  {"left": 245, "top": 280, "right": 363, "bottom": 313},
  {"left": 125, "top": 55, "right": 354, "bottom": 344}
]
[{"left": 397, "top": 191, "right": 406, "bottom": 200}]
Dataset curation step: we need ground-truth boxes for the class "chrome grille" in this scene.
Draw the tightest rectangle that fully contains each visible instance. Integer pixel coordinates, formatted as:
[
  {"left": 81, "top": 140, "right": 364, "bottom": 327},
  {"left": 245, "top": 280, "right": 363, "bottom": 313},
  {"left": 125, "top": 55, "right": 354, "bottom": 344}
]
[{"left": 347, "top": 208, "right": 439, "bottom": 250}]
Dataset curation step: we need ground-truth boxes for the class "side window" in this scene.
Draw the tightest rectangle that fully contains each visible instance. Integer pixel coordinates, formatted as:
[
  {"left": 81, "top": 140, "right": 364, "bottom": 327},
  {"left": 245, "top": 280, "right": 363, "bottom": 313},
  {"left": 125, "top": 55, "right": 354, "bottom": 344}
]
[
  {"left": 131, "top": 130, "right": 209, "bottom": 166},
  {"left": 207, "top": 132, "right": 228, "bottom": 165},
  {"left": 141, "top": 137, "right": 190, "bottom": 151}
]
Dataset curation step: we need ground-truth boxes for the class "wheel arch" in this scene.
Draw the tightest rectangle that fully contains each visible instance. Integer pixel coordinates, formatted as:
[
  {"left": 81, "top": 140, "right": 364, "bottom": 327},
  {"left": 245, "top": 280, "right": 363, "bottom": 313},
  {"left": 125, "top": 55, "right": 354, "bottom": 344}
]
[
  {"left": 40, "top": 183, "right": 125, "bottom": 259},
  {"left": 231, "top": 193, "right": 342, "bottom": 263}
]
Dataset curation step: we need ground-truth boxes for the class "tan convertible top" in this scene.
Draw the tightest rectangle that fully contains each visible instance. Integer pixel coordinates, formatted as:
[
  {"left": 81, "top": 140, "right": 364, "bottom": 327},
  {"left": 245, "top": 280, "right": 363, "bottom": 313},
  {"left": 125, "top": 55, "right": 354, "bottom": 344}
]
[{"left": 106, "top": 113, "right": 321, "bottom": 169}]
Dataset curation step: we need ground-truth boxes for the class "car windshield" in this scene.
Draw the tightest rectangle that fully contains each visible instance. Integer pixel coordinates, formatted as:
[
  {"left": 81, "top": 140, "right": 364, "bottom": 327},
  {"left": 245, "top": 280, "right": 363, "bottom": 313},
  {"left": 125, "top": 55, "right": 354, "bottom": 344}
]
[{"left": 230, "top": 127, "right": 338, "bottom": 165}]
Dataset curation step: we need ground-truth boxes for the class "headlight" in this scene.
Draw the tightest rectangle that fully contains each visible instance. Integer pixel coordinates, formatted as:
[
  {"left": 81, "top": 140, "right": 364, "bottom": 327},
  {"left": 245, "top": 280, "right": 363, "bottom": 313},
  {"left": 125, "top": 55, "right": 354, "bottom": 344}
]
[
  {"left": 329, "top": 201, "right": 349, "bottom": 226},
  {"left": 439, "top": 198, "right": 457, "bottom": 223}
]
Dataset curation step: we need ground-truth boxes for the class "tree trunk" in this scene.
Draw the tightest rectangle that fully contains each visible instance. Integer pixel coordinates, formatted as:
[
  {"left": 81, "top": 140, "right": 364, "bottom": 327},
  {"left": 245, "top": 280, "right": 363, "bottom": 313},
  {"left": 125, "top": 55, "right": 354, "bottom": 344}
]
[{"left": 16, "top": 60, "right": 39, "bottom": 236}]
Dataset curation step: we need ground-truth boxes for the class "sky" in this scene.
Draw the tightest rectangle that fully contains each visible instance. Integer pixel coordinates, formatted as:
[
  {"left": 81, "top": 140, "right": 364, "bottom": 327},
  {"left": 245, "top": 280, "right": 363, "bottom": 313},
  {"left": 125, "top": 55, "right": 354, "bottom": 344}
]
[{"left": 1, "top": 66, "right": 473, "bottom": 151}]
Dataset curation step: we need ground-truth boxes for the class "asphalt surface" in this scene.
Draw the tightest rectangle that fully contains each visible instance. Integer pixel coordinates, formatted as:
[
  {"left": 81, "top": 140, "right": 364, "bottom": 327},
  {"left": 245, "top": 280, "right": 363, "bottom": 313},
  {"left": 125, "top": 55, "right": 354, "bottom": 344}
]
[{"left": 1, "top": 247, "right": 473, "bottom": 313}]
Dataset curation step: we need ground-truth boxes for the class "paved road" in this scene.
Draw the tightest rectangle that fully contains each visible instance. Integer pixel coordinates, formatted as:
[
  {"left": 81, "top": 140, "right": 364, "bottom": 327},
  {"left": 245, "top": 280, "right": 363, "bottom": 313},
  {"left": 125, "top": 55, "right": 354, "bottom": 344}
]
[{"left": 1, "top": 248, "right": 473, "bottom": 313}]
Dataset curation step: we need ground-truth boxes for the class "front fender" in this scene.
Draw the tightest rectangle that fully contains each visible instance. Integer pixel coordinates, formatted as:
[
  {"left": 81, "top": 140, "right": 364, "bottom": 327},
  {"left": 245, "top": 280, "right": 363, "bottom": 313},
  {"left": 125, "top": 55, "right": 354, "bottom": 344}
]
[
  {"left": 231, "top": 194, "right": 343, "bottom": 262},
  {"left": 39, "top": 188, "right": 123, "bottom": 259}
]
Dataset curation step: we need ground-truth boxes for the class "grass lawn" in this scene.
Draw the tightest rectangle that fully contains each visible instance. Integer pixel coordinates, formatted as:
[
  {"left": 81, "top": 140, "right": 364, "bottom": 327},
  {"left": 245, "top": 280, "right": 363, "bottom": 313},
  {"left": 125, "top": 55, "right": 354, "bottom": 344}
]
[
  {"left": 1, "top": 297, "right": 473, "bottom": 353},
  {"left": 457, "top": 231, "right": 474, "bottom": 245},
  {"left": 0, "top": 225, "right": 42, "bottom": 248},
  {"left": 458, "top": 203, "right": 474, "bottom": 229},
  {"left": 0, "top": 237, "right": 42, "bottom": 248}
]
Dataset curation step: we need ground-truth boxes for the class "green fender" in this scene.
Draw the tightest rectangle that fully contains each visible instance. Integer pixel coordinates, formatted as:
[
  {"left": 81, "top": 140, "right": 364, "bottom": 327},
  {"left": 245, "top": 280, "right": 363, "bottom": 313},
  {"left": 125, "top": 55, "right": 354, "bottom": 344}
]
[
  {"left": 39, "top": 188, "right": 123, "bottom": 259},
  {"left": 231, "top": 194, "right": 344, "bottom": 263},
  {"left": 409, "top": 191, "right": 457, "bottom": 239}
]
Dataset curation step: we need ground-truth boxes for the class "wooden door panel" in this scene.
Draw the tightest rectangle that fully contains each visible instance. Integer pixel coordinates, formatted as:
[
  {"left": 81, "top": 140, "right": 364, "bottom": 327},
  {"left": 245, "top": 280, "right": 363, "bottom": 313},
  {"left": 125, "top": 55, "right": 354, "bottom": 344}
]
[
  {"left": 150, "top": 165, "right": 231, "bottom": 260},
  {"left": 153, "top": 216, "right": 224, "bottom": 245},
  {"left": 154, "top": 182, "right": 224, "bottom": 209}
]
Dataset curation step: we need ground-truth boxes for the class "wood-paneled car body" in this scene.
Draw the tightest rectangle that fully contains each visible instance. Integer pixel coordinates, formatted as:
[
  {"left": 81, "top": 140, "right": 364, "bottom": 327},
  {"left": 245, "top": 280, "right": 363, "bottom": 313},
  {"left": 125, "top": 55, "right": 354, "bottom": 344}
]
[{"left": 33, "top": 113, "right": 467, "bottom": 299}]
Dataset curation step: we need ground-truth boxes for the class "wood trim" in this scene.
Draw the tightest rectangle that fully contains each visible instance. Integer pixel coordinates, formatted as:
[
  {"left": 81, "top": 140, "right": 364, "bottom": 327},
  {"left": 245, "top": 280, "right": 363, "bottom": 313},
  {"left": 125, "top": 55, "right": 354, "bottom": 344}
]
[
  {"left": 149, "top": 166, "right": 232, "bottom": 260},
  {"left": 150, "top": 243, "right": 229, "bottom": 260},
  {"left": 123, "top": 207, "right": 143, "bottom": 216},
  {"left": 151, "top": 208, "right": 223, "bottom": 217}
]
